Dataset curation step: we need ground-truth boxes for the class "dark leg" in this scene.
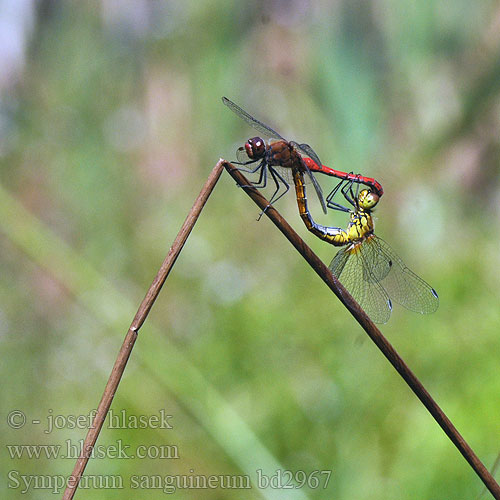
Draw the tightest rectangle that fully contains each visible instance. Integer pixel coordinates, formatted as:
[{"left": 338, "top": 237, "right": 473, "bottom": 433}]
[
  {"left": 267, "top": 167, "right": 290, "bottom": 206},
  {"left": 232, "top": 159, "right": 262, "bottom": 174},
  {"left": 232, "top": 160, "right": 268, "bottom": 189},
  {"left": 256, "top": 167, "right": 289, "bottom": 220},
  {"left": 340, "top": 179, "right": 356, "bottom": 208},
  {"left": 251, "top": 160, "right": 268, "bottom": 189},
  {"left": 326, "top": 179, "right": 351, "bottom": 213}
]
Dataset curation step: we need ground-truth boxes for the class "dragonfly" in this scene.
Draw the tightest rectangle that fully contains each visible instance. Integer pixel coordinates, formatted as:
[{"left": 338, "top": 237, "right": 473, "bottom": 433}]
[
  {"left": 223, "top": 97, "right": 384, "bottom": 216},
  {"left": 223, "top": 96, "right": 328, "bottom": 214},
  {"left": 292, "top": 169, "right": 439, "bottom": 323}
]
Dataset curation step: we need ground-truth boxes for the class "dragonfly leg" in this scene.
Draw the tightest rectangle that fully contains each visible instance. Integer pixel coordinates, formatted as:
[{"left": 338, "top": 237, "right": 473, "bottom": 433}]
[
  {"left": 232, "top": 159, "right": 256, "bottom": 166},
  {"left": 326, "top": 179, "right": 351, "bottom": 213},
  {"left": 233, "top": 159, "right": 262, "bottom": 174},
  {"left": 340, "top": 178, "right": 356, "bottom": 208},
  {"left": 251, "top": 160, "right": 268, "bottom": 188},
  {"left": 233, "top": 160, "right": 269, "bottom": 189},
  {"left": 267, "top": 167, "right": 290, "bottom": 205},
  {"left": 256, "top": 166, "right": 289, "bottom": 220},
  {"left": 326, "top": 178, "right": 345, "bottom": 202},
  {"left": 353, "top": 180, "right": 360, "bottom": 205}
]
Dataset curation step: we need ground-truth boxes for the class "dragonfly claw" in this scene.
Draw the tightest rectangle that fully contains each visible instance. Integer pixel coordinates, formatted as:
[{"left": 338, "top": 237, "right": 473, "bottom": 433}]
[{"left": 256, "top": 204, "right": 271, "bottom": 221}]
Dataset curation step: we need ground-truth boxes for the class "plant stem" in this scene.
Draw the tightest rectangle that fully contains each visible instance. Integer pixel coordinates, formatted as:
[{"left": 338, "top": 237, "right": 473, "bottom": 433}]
[
  {"left": 61, "top": 160, "right": 224, "bottom": 500},
  {"left": 224, "top": 160, "right": 500, "bottom": 499}
]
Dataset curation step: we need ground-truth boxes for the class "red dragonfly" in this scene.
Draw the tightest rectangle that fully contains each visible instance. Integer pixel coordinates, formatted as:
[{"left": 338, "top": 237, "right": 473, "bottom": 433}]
[
  {"left": 223, "top": 97, "right": 383, "bottom": 214},
  {"left": 223, "top": 96, "right": 328, "bottom": 214}
]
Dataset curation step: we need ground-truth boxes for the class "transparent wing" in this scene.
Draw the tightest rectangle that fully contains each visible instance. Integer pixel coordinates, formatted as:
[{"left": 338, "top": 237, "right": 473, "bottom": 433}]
[
  {"left": 329, "top": 243, "right": 393, "bottom": 324},
  {"left": 236, "top": 146, "right": 252, "bottom": 164},
  {"left": 292, "top": 142, "right": 327, "bottom": 214},
  {"left": 222, "top": 97, "right": 285, "bottom": 140},
  {"left": 371, "top": 237, "right": 439, "bottom": 314},
  {"left": 296, "top": 143, "right": 321, "bottom": 169}
]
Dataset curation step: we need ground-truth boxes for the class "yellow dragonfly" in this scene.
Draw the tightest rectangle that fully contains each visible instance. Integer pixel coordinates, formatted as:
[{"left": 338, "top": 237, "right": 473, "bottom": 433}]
[{"left": 292, "top": 170, "right": 439, "bottom": 323}]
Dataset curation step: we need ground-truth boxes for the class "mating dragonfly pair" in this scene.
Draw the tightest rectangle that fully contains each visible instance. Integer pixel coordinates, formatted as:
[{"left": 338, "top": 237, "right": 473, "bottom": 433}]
[{"left": 222, "top": 96, "right": 438, "bottom": 324}]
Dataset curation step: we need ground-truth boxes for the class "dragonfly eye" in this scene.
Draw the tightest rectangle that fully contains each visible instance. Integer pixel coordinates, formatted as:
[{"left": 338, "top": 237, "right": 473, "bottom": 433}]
[
  {"left": 246, "top": 137, "right": 266, "bottom": 159},
  {"left": 358, "top": 189, "right": 379, "bottom": 210}
]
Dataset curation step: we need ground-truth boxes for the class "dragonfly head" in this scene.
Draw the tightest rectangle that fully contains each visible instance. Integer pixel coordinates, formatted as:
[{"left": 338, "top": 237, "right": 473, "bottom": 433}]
[
  {"left": 245, "top": 137, "right": 266, "bottom": 160},
  {"left": 358, "top": 189, "right": 379, "bottom": 211}
]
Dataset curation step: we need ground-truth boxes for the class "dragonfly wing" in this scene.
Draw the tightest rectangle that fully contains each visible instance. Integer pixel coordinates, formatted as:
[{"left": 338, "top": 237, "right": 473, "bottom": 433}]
[
  {"left": 308, "top": 170, "right": 327, "bottom": 214},
  {"left": 329, "top": 244, "right": 393, "bottom": 324},
  {"left": 360, "top": 235, "right": 393, "bottom": 283},
  {"left": 297, "top": 143, "right": 321, "bottom": 169},
  {"left": 236, "top": 146, "right": 252, "bottom": 164},
  {"left": 222, "top": 97, "right": 285, "bottom": 140},
  {"left": 371, "top": 237, "right": 439, "bottom": 314},
  {"left": 293, "top": 142, "right": 327, "bottom": 214}
]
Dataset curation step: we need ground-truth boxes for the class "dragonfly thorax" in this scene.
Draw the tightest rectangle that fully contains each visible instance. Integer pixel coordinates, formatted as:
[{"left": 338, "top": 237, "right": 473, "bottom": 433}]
[
  {"left": 347, "top": 210, "right": 374, "bottom": 242},
  {"left": 267, "top": 140, "right": 304, "bottom": 170}
]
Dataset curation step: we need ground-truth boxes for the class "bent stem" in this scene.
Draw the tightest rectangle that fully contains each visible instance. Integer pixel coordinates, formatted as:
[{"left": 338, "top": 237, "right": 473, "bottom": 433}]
[
  {"left": 61, "top": 160, "right": 225, "bottom": 500},
  {"left": 223, "top": 160, "right": 500, "bottom": 499}
]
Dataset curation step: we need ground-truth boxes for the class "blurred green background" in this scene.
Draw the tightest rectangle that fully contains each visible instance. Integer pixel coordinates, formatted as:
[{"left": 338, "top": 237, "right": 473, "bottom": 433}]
[{"left": 1, "top": 1, "right": 500, "bottom": 498}]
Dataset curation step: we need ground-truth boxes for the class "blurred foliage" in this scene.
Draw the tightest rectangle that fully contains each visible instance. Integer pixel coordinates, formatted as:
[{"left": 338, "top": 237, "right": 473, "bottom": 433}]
[{"left": 1, "top": 1, "right": 500, "bottom": 499}]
